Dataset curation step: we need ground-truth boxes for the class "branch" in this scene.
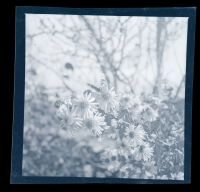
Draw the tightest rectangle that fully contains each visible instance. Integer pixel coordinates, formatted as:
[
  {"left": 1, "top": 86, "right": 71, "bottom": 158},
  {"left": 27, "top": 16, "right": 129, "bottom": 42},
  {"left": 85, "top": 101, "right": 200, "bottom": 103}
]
[
  {"left": 28, "top": 55, "right": 75, "bottom": 93},
  {"left": 116, "top": 71, "right": 134, "bottom": 93},
  {"left": 79, "top": 16, "right": 111, "bottom": 85},
  {"left": 174, "top": 75, "right": 185, "bottom": 99}
]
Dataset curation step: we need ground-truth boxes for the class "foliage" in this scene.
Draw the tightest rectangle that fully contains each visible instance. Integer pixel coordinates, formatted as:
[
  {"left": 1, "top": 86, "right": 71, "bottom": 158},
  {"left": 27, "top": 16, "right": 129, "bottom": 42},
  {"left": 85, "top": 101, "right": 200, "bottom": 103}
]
[{"left": 52, "top": 79, "right": 184, "bottom": 180}]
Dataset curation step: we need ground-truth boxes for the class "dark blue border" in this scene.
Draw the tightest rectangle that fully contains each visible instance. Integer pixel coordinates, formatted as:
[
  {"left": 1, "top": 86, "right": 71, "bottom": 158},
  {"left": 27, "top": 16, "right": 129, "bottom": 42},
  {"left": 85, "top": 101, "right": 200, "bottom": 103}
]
[{"left": 10, "top": 6, "right": 196, "bottom": 184}]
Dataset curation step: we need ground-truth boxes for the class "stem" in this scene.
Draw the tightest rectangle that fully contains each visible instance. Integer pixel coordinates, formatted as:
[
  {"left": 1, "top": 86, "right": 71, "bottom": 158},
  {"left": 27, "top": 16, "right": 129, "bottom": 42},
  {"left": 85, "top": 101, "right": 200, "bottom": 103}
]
[{"left": 174, "top": 75, "right": 185, "bottom": 99}]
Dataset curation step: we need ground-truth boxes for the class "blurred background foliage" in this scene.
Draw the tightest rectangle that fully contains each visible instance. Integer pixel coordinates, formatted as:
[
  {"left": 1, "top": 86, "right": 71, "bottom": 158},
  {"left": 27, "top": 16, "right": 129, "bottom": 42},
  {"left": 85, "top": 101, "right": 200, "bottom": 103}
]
[{"left": 23, "top": 15, "right": 187, "bottom": 179}]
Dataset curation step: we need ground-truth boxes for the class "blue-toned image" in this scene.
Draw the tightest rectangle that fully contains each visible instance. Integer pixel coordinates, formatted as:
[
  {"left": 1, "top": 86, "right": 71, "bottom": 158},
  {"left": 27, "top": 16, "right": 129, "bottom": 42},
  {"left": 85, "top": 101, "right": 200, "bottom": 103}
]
[{"left": 22, "top": 14, "right": 188, "bottom": 180}]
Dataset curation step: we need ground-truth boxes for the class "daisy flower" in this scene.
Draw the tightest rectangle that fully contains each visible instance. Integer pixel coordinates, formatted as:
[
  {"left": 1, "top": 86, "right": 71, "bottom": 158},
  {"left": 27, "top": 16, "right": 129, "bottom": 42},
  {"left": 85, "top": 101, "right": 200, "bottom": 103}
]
[
  {"left": 73, "top": 92, "right": 98, "bottom": 118},
  {"left": 83, "top": 112, "right": 108, "bottom": 137},
  {"left": 133, "top": 142, "right": 153, "bottom": 161},
  {"left": 55, "top": 96, "right": 72, "bottom": 108},
  {"left": 128, "top": 95, "right": 147, "bottom": 122},
  {"left": 119, "top": 93, "right": 135, "bottom": 110},
  {"left": 124, "top": 124, "right": 147, "bottom": 147},
  {"left": 141, "top": 105, "right": 158, "bottom": 122},
  {"left": 95, "top": 84, "right": 118, "bottom": 113},
  {"left": 142, "top": 161, "right": 157, "bottom": 178},
  {"left": 132, "top": 95, "right": 145, "bottom": 111},
  {"left": 57, "top": 104, "right": 82, "bottom": 131}
]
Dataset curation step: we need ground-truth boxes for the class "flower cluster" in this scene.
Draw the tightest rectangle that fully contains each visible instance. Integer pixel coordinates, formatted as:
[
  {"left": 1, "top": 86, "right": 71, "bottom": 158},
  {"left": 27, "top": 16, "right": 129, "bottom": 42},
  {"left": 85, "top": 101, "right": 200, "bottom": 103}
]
[
  {"left": 56, "top": 93, "right": 108, "bottom": 137},
  {"left": 56, "top": 80, "right": 184, "bottom": 180}
]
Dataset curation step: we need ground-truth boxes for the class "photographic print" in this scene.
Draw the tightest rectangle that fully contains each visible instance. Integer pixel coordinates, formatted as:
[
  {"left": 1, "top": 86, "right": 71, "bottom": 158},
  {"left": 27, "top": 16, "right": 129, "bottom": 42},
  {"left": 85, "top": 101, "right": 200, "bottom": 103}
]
[{"left": 11, "top": 7, "right": 195, "bottom": 184}]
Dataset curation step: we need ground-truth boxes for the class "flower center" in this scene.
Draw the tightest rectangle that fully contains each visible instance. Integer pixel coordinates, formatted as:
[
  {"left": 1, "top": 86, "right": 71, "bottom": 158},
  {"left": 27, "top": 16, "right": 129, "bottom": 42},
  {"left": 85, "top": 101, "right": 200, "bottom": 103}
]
[
  {"left": 101, "top": 92, "right": 110, "bottom": 101},
  {"left": 121, "top": 142, "right": 126, "bottom": 148},
  {"left": 64, "top": 115, "right": 72, "bottom": 125},
  {"left": 139, "top": 145, "right": 145, "bottom": 153},
  {"left": 79, "top": 101, "right": 89, "bottom": 110},
  {"left": 124, "top": 97, "right": 130, "bottom": 102},
  {"left": 133, "top": 103, "right": 139, "bottom": 109},
  {"left": 111, "top": 155, "right": 117, "bottom": 161},
  {"left": 85, "top": 119, "right": 95, "bottom": 129},
  {"left": 105, "top": 158, "right": 110, "bottom": 163},
  {"left": 129, "top": 132, "right": 134, "bottom": 138}
]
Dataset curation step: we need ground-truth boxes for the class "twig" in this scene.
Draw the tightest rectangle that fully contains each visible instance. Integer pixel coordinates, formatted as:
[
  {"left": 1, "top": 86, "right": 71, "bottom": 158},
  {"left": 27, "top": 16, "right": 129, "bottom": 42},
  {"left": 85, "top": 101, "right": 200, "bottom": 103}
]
[
  {"left": 29, "top": 55, "right": 74, "bottom": 93},
  {"left": 174, "top": 75, "right": 185, "bottom": 99}
]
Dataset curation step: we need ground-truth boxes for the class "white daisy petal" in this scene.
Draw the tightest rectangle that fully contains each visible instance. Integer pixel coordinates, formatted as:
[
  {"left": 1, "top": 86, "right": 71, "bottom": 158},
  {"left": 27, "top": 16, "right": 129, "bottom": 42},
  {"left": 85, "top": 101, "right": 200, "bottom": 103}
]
[
  {"left": 95, "top": 85, "right": 119, "bottom": 114},
  {"left": 73, "top": 93, "right": 98, "bottom": 118},
  {"left": 124, "top": 124, "right": 147, "bottom": 147},
  {"left": 83, "top": 112, "right": 108, "bottom": 137},
  {"left": 133, "top": 142, "right": 153, "bottom": 161},
  {"left": 57, "top": 104, "right": 82, "bottom": 131}
]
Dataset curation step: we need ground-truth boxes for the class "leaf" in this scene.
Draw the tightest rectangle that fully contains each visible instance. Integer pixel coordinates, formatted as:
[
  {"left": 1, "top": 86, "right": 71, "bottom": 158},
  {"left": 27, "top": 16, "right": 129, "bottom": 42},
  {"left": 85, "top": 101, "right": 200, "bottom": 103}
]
[
  {"left": 87, "top": 83, "right": 100, "bottom": 92},
  {"left": 83, "top": 89, "right": 92, "bottom": 95},
  {"left": 65, "top": 63, "right": 74, "bottom": 70},
  {"left": 30, "top": 68, "right": 37, "bottom": 75},
  {"left": 63, "top": 75, "right": 69, "bottom": 79}
]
